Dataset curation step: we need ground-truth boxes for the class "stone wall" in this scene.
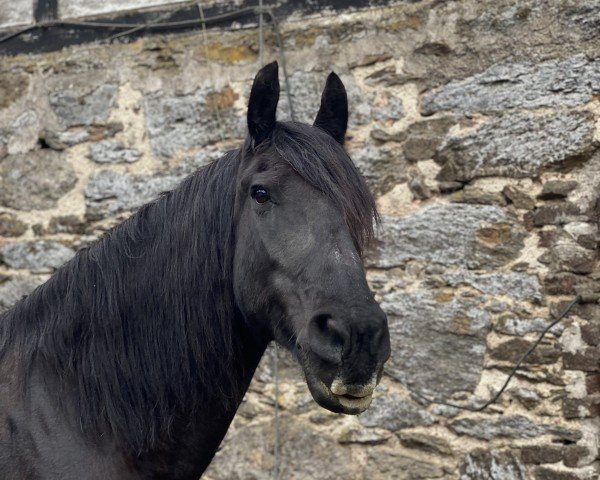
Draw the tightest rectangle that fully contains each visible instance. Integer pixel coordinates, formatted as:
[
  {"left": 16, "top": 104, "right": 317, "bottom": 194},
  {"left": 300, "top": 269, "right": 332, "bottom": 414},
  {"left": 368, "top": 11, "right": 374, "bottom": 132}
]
[{"left": 1, "top": 1, "right": 599, "bottom": 478}]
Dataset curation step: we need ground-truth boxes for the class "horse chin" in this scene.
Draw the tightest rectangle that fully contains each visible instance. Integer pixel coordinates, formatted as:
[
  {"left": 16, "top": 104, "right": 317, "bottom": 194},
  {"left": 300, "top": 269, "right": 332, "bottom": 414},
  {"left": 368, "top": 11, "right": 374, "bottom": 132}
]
[{"left": 303, "top": 371, "right": 373, "bottom": 415}]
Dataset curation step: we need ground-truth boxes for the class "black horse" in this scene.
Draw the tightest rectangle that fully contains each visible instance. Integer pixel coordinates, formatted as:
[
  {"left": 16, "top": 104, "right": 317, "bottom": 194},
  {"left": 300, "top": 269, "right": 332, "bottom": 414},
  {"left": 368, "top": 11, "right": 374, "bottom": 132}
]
[{"left": 0, "top": 62, "right": 390, "bottom": 479}]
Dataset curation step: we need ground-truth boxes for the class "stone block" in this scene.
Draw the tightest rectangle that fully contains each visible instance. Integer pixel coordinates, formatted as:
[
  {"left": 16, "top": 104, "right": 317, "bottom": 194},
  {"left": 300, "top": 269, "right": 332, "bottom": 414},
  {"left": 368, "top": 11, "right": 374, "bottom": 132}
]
[
  {"left": 460, "top": 449, "right": 527, "bottom": 480},
  {"left": 435, "top": 111, "right": 596, "bottom": 182},
  {"left": 0, "top": 150, "right": 77, "bottom": 211},
  {"left": 49, "top": 84, "right": 118, "bottom": 127},
  {"left": 358, "top": 393, "right": 434, "bottom": 431},
  {"left": 521, "top": 445, "right": 563, "bottom": 465},
  {"left": 144, "top": 86, "right": 243, "bottom": 157},
  {"left": 85, "top": 170, "right": 183, "bottom": 219},
  {"left": 563, "top": 348, "right": 600, "bottom": 372},
  {"left": 0, "top": 212, "right": 27, "bottom": 237},
  {"left": 89, "top": 140, "right": 142, "bottom": 164},
  {"left": 367, "top": 204, "right": 525, "bottom": 270},
  {"left": 0, "top": 241, "right": 75, "bottom": 270},
  {"left": 398, "top": 432, "right": 453, "bottom": 456},
  {"left": 422, "top": 55, "right": 600, "bottom": 115},
  {"left": 538, "top": 180, "right": 579, "bottom": 200},
  {"left": 450, "top": 415, "right": 582, "bottom": 441}
]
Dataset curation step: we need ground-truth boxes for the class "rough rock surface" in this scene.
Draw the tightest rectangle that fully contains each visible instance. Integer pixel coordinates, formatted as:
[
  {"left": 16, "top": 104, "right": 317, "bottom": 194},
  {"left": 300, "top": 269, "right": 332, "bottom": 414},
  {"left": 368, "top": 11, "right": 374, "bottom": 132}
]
[
  {"left": 0, "top": 150, "right": 77, "bottom": 211},
  {"left": 0, "top": 241, "right": 75, "bottom": 270},
  {"left": 48, "top": 84, "right": 118, "bottom": 127},
  {"left": 358, "top": 393, "right": 435, "bottom": 431},
  {"left": 89, "top": 140, "right": 142, "bottom": 164},
  {"left": 422, "top": 55, "right": 600, "bottom": 115},
  {"left": 459, "top": 449, "right": 527, "bottom": 480},
  {"left": 435, "top": 111, "right": 596, "bottom": 182},
  {"left": 367, "top": 204, "right": 525, "bottom": 269},
  {"left": 381, "top": 288, "right": 491, "bottom": 396},
  {"left": 144, "top": 87, "right": 244, "bottom": 157},
  {"left": 85, "top": 170, "right": 182, "bottom": 219}
]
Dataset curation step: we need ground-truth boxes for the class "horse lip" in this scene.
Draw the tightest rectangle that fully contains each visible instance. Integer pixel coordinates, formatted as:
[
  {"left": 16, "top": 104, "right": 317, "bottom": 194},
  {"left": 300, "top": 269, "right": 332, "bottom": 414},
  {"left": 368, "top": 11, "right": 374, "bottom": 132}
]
[
  {"left": 334, "top": 392, "right": 373, "bottom": 411},
  {"left": 306, "top": 376, "right": 373, "bottom": 414},
  {"left": 330, "top": 377, "right": 376, "bottom": 398}
]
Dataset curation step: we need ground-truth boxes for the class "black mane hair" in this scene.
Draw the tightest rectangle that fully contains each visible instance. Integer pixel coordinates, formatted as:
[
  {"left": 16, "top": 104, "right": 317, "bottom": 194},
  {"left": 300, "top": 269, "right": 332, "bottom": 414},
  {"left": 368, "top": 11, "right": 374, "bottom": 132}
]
[
  {"left": 0, "top": 121, "right": 377, "bottom": 454},
  {"left": 258, "top": 121, "right": 377, "bottom": 253}
]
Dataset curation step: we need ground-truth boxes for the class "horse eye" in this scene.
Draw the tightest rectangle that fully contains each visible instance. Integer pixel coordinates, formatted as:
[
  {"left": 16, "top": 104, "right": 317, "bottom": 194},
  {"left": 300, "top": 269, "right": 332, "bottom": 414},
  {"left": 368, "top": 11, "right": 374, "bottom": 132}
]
[{"left": 251, "top": 187, "right": 270, "bottom": 204}]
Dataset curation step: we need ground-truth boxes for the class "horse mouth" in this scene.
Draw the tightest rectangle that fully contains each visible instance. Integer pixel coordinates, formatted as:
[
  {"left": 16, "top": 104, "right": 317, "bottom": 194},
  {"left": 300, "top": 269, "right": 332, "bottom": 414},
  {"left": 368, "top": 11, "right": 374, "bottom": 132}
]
[
  {"left": 331, "top": 391, "right": 373, "bottom": 412},
  {"left": 304, "top": 374, "right": 374, "bottom": 414}
]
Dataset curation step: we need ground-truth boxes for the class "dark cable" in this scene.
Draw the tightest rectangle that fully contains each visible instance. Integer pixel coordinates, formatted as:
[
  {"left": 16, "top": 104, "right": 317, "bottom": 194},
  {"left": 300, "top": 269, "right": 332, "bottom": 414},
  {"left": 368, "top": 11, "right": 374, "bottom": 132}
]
[{"left": 406, "top": 295, "right": 582, "bottom": 412}]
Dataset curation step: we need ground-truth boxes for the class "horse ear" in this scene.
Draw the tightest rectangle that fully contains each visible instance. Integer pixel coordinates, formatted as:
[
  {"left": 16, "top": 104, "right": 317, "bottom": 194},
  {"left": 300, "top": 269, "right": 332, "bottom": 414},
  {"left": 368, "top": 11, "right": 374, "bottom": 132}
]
[
  {"left": 247, "top": 61, "right": 280, "bottom": 146},
  {"left": 314, "top": 72, "right": 348, "bottom": 145}
]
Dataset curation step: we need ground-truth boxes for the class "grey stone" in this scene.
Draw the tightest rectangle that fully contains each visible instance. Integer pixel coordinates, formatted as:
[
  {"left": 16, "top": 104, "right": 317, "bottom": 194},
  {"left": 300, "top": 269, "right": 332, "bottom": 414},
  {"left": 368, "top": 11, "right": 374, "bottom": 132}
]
[
  {"left": 370, "top": 127, "right": 407, "bottom": 143},
  {"left": 40, "top": 123, "right": 124, "bottom": 150},
  {"left": 0, "top": 276, "right": 43, "bottom": 312},
  {"left": 538, "top": 180, "right": 579, "bottom": 200},
  {"left": 0, "top": 73, "right": 30, "bottom": 109},
  {"left": 560, "top": 3, "right": 600, "bottom": 38},
  {"left": 442, "top": 270, "right": 543, "bottom": 303},
  {"left": 380, "top": 289, "right": 491, "bottom": 397},
  {"left": 144, "top": 86, "right": 244, "bottom": 157},
  {"left": 503, "top": 185, "right": 536, "bottom": 210},
  {"left": 85, "top": 170, "right": 183, "bottom": 219},
  {"left": 204, "top": 416, "right": 360, "bottom": 480},
  {"left": 358, "top": 393, "right": 435, "bottom": 431},
  {"left": 372, "top": 93, "right": 404, "bottom": 122},
  {"left": 398, "top": 432, "right": 453, "bottom": 456},
  {"left": 403, "top": 117, "right": 455, "bottom": 162},
  {"left": 336, "top": 424, "right": 391, "bottom": 445},
  {"left": 89, "top": 140, "right": 142, "bottom": 164},
  {"left": 0, "top": 130, "right": 8, "bottom": 159},
  {"left": 450, "top": 186, "right": 507, "bottom": 206},
  {"left": 570, "top": 150, "right": 600, "bottom": 212},
  {"left": 510, "top": 388, "right": 542, "bottom": 410},
  {"left": 49, "top": 84, "right": 118, "bottom": 127},
  {"left": 435, "top": 111, "right": 596, "bottom": 182},
  {"left": 0, "top": 241, "right": 75, "bottom": 270},
  {"left": 490, "top": 338, "right": 561, "bottom": 365},
  {"left": 0, "top": 0, "right": 32, "bottom": 27},
  {"left": 450, "top": 415, "right": 582, "bottom": 441},
  {"left": 44, "top": 215, "right": 88, "bottom": 235},
  {"left": 525, "top": 203, "right": 583, "bottom": 227},
  {"left": 367, "top": 205, "right": 525, "bottom": 270},
  {"left": 460, "top": 449, "right": 527, "bottom": 480},
  {"left": 363, "top": 449, "right": 445, "bottom": 479},
  {"left": 538, "top": 239, "right": 597, "bottom": 274},
  {"left": 349, "top": 144, "right": 407, "bottom": 195},
  {"left": 422, "top": 55, "right": 600, "bottom": 115},
  {"left": 494, "top": 315, "right": 563, "bottom": 336},
  {"left": 0, "top": 212, "right": 27, "bottom": 237},
  {"left": 0, "top": 150, "right": 77, "bottom": 211}
]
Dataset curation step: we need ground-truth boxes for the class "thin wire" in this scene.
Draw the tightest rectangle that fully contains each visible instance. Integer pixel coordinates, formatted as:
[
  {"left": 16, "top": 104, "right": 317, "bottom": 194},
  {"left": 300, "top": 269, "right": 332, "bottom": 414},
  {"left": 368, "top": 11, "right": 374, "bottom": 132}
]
[
  {"left": 197, "top": 2, "right": 225, "bottom": 142},
  {"left": 406, "top": 295, "right": 582, "bottom": 412},
  {"left": 0, "top": 4, "right": 298, "bottom": 128},
  {"left": 261, "top": 8, "right": 296, "bottom": 122},
  {"left": 104, "top": 8, "right": 178, "bottom": 42},
  {"left": 272, "top": 343, "right": 280, "bottom": 480},
  {"left": 258, "top": 0, "right": 264, "bottom": 66},
  {"left": 0, "top": 7, "right": 260, "bottom": 45}
]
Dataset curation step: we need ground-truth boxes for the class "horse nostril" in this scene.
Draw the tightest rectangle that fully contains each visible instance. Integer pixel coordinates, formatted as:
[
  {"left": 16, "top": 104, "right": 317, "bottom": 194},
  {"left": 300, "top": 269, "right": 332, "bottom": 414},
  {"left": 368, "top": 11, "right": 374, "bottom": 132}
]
[{"left": 307, "top": 314, "right": 348, "bottom": 365}]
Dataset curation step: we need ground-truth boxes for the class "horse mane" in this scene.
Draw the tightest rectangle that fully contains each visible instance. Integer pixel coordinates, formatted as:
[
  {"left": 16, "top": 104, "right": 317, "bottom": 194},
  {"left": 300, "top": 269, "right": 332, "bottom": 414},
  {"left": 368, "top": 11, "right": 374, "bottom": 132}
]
[{"left": 0, "top": 121, "right": 377, "bottom": 454}]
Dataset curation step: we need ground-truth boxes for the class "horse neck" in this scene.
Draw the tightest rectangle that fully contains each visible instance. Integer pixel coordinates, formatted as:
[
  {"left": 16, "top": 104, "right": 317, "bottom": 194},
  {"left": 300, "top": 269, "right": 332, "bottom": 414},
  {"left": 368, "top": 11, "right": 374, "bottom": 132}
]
[{"left": 6, "top": 157, "right": 269, "bottom": 459}]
